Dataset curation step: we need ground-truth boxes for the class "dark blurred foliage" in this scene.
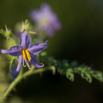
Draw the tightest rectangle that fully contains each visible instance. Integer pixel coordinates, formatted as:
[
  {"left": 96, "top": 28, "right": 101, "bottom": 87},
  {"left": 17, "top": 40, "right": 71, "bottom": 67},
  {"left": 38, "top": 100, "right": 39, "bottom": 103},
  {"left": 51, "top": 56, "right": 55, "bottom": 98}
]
[{"left": 0, "top": 0, "right": 103, "bottom": 103}]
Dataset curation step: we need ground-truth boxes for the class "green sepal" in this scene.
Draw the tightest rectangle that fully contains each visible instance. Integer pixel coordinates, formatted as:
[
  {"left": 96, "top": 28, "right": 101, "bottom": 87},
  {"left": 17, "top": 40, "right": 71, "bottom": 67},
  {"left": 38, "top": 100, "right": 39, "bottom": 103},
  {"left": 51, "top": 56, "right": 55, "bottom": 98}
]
[
  {"left": 9, "top": 57, "right": 18, "bottom": 70},
  {"left": 0, "top": 27, "right": 12, "bottom": 38}
]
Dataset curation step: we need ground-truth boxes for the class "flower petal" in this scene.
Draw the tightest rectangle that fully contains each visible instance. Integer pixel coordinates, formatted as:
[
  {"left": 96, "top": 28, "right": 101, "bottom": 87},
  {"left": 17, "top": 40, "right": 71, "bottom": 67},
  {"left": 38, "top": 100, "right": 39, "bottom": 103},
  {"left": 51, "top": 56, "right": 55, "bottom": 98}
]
[
  {"left": 29, "top": 10, "right": 41, "bottom": 22},
  {"left": 13, "top": 55, "right": 23, "bottom": 76},
  {"left": 1, "top": 46, "right": 22, "bottom": 56},
  {"left": 43, "top": 26, "right": 55, "bottom": 37},
  {"left": 20, "top": 30, "right": 31, "bottom": 48},
  {"left": 29, "top": 3, "right": 52, "bottom": 23},
  {"left": 52, "top": 20, "right": 62, "bottom": 30},
  {"left": 41, "top": 3, "right": 52, "bottom": 12},
  {"left": 30, "top": 53, "right": 44, "bottom": 68},
  {"left": 28, "top": 41, "right": 48, "bottom": 55}
]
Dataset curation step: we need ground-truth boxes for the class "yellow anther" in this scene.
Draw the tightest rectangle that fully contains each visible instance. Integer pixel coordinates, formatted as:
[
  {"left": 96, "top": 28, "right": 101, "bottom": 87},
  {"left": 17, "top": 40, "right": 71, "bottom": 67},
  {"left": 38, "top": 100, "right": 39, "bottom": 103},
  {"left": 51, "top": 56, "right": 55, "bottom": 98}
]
[
  {"left": 22, "top": 49, "right": 31, "bottom": 62},
  {"left": 22, "top": 49, "right": 27, "bottom": 62},
  {"left": 25, "top": 49, "right": 31, "bottom": 61}
]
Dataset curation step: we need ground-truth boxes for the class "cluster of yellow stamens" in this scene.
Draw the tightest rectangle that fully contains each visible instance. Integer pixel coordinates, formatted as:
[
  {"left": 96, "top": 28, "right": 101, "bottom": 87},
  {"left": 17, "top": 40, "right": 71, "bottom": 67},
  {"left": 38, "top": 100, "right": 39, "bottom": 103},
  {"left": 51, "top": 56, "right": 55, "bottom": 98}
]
[{"left": 22, "top": 49, "right": 31, "bottom": 69}]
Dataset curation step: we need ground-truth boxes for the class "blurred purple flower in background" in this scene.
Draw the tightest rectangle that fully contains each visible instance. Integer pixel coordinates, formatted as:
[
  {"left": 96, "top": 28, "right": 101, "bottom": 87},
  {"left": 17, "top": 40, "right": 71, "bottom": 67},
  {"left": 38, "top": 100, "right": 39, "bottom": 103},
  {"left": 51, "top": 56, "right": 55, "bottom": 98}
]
[{"left": 29, "top": 3, "right": 61, "bottom": 37}]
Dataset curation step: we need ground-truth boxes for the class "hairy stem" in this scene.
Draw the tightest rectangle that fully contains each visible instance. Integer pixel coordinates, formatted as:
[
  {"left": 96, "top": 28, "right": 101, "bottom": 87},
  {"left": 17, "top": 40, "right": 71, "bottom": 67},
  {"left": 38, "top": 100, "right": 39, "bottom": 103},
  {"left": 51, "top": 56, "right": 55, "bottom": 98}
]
[{"left": 1, "top": 66, "right": 55, "bottom": 102}]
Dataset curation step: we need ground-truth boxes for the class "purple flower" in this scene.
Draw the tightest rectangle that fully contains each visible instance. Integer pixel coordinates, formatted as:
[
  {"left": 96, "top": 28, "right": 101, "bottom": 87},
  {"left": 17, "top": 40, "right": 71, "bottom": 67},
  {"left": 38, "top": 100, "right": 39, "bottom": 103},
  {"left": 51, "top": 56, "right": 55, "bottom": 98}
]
[
  {"left": 29, "top": 3, "right": 61, "bottom": 37},
  {"left": 1, "top": 30, "right": 48, "bottom": 79}
]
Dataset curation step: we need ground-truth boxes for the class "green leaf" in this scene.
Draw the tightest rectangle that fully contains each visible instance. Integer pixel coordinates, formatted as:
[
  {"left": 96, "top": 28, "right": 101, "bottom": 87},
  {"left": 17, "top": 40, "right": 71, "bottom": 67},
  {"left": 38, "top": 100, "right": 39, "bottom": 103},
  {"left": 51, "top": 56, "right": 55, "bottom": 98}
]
[
  {"left": 92, "top": 72, "right": 103, "bottom": 82},
  {"left": 63, "top": 60, "right": 69, "bottom": 67},
  {"left": 81, "top": 73, "right": 92, "bottom": 83},
  {"left": 70, "top": 61, "right": 78, "bottom": 67},
  {"left": 66, "top": 68, "right": 73, "bottom": 73},
  {"left": 74, "top": 67, "right": 82, "bottom": 73},
  {"left": 66, "top": 73, "right": 74, "bottom": 82},
  {"left": 66, "top": 68, "right": 74, "bottom": 82}
]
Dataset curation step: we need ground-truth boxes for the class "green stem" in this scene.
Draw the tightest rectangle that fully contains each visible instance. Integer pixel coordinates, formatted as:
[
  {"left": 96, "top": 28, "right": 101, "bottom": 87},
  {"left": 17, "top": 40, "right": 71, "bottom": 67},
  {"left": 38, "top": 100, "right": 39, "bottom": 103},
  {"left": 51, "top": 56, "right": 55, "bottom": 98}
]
[
  {"left": 1, "top": 66, "right": 55, "bottom": 102},
  {"left": 20, "top": 65, "right": 23, "bottom": 76}
]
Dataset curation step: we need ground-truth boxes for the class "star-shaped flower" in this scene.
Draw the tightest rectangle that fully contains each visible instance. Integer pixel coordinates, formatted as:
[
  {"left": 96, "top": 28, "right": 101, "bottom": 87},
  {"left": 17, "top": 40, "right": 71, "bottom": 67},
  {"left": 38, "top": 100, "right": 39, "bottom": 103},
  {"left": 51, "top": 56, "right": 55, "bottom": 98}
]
[
  {"left": 29, "top": 3, "right": 61, "bottom": 36},
  {"left": 1, "top": 30, "right": 48, "bottom": 79}
]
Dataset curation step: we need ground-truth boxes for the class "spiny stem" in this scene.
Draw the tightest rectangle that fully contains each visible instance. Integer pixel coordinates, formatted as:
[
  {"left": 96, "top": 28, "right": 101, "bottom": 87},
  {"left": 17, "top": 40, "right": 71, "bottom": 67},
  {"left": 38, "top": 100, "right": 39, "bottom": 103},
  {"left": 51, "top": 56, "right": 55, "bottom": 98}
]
[{"left": 1, "top": 66, "right": 55, "bottom": 102}]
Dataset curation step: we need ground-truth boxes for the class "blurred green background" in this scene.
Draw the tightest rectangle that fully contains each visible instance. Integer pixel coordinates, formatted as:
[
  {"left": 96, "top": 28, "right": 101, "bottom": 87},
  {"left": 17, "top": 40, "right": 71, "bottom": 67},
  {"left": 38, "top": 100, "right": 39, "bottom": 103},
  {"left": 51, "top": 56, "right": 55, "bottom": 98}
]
[{"left": 0, "top": 0, "right": 103, "bottom": 103}]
